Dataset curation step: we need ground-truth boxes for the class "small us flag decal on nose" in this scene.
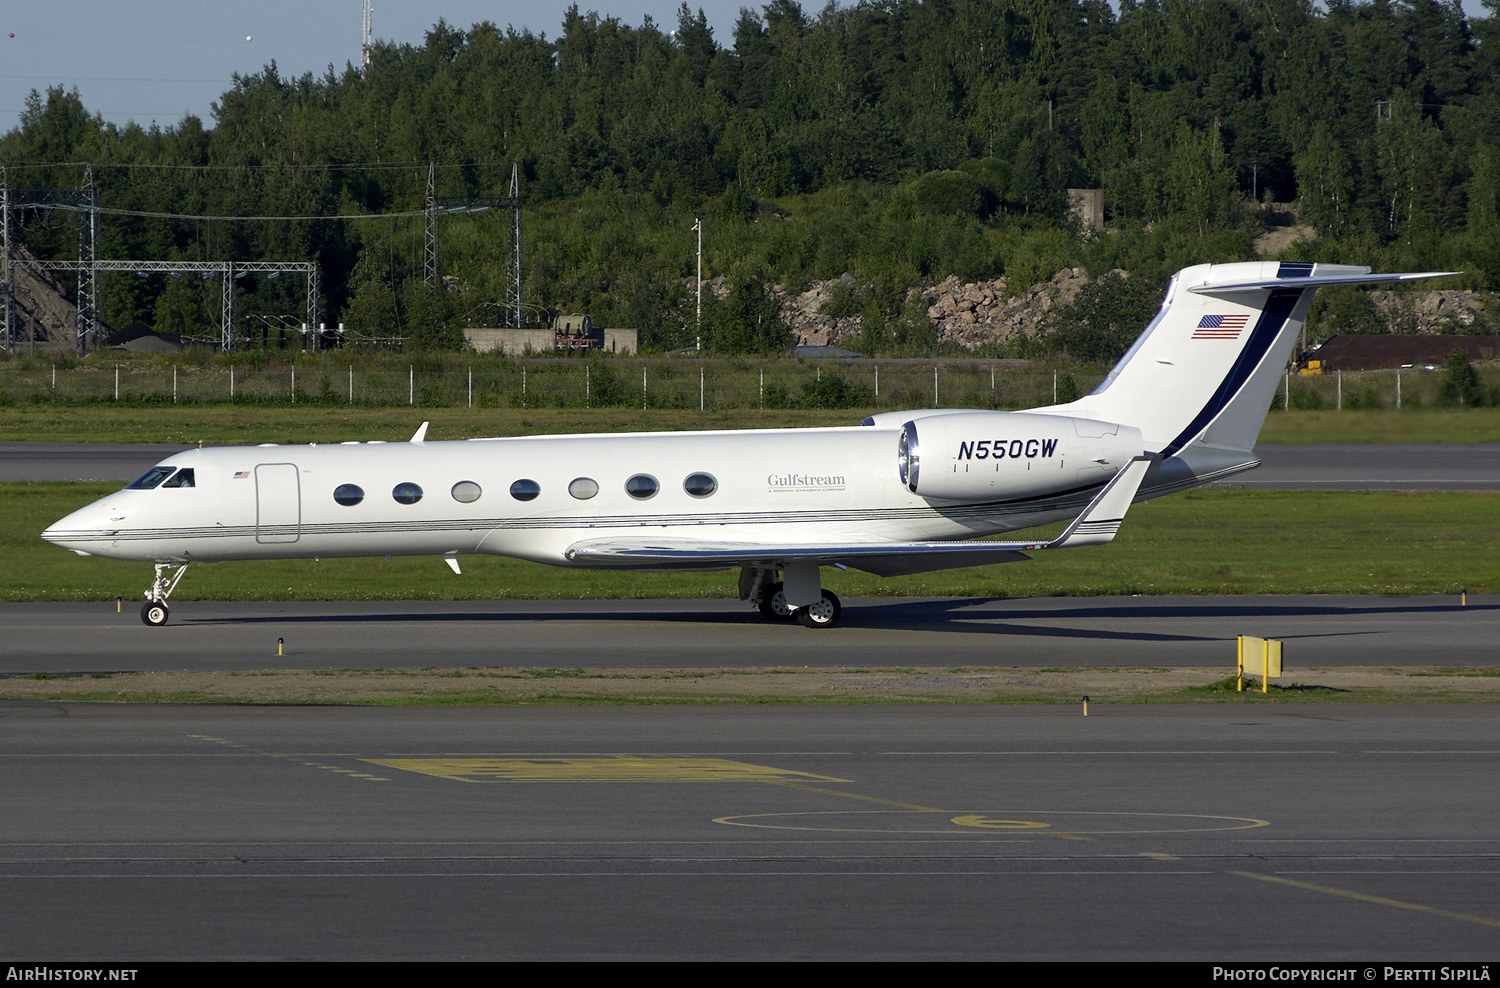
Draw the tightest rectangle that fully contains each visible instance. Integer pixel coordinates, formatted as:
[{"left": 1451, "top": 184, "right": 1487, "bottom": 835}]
[{"left": 1193, "top": 314, "right": 1249, "bottom": 339}]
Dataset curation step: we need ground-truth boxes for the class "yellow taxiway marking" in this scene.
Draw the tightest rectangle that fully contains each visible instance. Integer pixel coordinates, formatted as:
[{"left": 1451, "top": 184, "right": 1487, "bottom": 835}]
[
  {"left": 950, "top": 815, "right": 1052, "bottom": 830},
  {"left": 364, "top": 756, "right": 848, "bottom": 784},
  {"left": 716, "top": 809, "right": 1269, "bottom": 835},
  {"left": 1140, "top": 852, "right": 1181, "bottom": 861},
  {"left": 1233, "top": 872, "right": 1500, "bottom": 930},
  {"left": 190, "top": 735, "right": 391, "bottom": 781},
  {"left": 765, "top": 780, "right": 940, "bottom": 811}
]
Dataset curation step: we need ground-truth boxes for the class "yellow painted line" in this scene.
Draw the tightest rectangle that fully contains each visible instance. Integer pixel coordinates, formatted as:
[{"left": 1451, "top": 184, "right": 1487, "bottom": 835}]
[
  {"left": 766, "top": 780, "right": 940, "bottom": 811},
  {"left": 716, "top": 809, "right": 1269, "bottom": 835},
  {"left": 364, "top": 756, "right": 848, "bottom": 784},
  {"left": 951, "top": 815, "right": 1051, "bottom": 830},
  {"left": 1140, "top": 852, "right": 1180, "bottom": 860},
  {"left": 1232, "top": 872, "right": 1500, "bottom": 930}
]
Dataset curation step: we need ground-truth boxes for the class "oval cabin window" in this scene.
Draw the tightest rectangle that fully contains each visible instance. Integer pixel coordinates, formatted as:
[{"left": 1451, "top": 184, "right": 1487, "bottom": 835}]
[
  {"left": 451, "top": 481, "right": 482, "bottom": 503},
  {"left": 392, "top": 482, "right": 423, "bottom": 505},
  {"left": 625, "top": 475, "right": 659, "bottom": 500},
  {"left": 333, "top": 484, "right": 365, "bottom": 506},
  {"left": 510, "top": 479, "right": 541, "bottom": 501}
]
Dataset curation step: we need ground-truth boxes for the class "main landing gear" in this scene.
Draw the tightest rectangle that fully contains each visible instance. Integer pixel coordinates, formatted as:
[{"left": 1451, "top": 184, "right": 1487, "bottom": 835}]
[
  {"left": 741, "top": 566, "right": 843, "bottom": 629},
  {"left": 140, "top": 562, "right": 189, "bottom": 626}
]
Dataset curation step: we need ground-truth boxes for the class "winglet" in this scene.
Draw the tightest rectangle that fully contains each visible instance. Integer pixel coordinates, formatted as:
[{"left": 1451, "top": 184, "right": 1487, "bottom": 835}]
[
  {"left": 410, "top": 421, "right": 429, "bottom": 444},
  {"left": 1043, "top": 456, "right": 1155, "bottom": 549}
]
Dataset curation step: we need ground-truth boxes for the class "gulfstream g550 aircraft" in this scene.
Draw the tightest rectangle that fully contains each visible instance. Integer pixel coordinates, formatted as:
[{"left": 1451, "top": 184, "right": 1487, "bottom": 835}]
[{"left": 44, "top": 262, "right": 1450, "bottom": 628}]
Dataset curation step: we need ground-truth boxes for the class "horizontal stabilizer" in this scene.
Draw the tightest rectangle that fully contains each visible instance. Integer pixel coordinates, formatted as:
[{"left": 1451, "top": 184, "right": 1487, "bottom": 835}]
[
  {"left": 564, "top": 456, "right": 1155, "bottom": 578},
  {"left": 1186, "top": 270, "right": 1458, "bottom": 295}
]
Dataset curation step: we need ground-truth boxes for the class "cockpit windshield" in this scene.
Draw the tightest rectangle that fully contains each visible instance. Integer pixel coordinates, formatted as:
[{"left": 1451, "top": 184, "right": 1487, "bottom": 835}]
[
  {"left": 126, "top": 466, "right": 176, "bottom": 490},
  {"left": 126, "top": 466, "right": 194, "bottom": 490}
]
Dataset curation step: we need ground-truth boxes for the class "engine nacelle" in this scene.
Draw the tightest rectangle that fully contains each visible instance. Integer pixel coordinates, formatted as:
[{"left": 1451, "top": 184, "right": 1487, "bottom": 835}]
[{"left": 897, "top": 411, "right": 1144, "bottom": 501}]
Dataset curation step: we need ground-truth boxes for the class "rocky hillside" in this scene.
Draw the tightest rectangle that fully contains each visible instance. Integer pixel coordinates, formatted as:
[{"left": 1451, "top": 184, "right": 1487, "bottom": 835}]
[{"left": 769, "top": 267, "right": 1103, "bottom": 350}]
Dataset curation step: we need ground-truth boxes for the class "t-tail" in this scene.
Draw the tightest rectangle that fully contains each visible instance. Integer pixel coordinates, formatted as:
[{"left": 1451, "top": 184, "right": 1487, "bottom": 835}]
[{"left": 1035, "top": 261, "right": 1455, "bottom": 494}]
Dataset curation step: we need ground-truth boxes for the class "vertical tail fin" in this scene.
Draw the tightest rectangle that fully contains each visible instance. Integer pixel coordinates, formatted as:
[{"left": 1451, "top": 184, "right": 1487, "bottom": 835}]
[{"left": 1038, "top": 262, "right": 1455, "bottom": 457}]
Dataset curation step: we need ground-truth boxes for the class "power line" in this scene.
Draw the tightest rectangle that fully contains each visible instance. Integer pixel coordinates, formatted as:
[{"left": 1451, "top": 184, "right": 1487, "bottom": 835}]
[
  {"left": 36, "top": 203, "right": 429, "bottom": 222},
  {"left": 0, "top": 160, "right": 516, "bottom": 173}
]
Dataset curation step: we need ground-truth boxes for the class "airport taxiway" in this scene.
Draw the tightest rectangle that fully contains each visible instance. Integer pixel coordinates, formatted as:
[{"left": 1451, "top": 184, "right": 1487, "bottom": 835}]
[
  {"left": 2, "top": 701, "right": 1496, "bottom": 960},
  {"left": 1, "top": 595, "right": 1491, "bottom": 675}
]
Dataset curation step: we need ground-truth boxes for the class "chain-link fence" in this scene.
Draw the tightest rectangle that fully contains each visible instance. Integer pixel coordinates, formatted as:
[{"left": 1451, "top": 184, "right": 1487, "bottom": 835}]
[
  {"left": 0, "top": 354, "right": 1110, "bottom": 412},
  {"left": 1273, "top": 367, "right": 1487, "bottom": 410},
  {"left": 5, "top": 353, "right": 1494, "bottom": 412}
]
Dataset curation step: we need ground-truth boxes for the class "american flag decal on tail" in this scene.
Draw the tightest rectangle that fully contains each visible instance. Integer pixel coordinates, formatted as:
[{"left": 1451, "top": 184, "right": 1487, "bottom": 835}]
[{"left": 1193, "top": 314, "right": 1249, "bottom": 339}]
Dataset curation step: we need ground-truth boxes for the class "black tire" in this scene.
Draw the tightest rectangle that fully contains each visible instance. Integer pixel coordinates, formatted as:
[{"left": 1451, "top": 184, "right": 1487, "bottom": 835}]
[
  {"left": 794, "top": 590, "right": 842, "bottom": 629},
  {"left": 757, "top": 581, "right": 795, "bottom": 621},
  {"left": 141, "top": 600, "right": 170, "bottom": 627}
]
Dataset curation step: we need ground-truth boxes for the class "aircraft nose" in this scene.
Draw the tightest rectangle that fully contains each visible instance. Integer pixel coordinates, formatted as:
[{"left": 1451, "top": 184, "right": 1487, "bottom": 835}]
[{"left": 42, "top": 500, "right": 121, "bottom": 550}]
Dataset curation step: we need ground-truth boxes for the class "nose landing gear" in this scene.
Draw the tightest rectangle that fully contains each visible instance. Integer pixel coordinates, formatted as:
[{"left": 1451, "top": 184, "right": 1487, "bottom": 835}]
[{"left": 140, "top": 563, "right": 189, "bottom": 626}]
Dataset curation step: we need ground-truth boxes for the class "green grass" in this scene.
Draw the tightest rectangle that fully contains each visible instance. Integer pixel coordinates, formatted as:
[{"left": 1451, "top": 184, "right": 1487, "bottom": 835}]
[
  {"left": 4, "top": 389, "right": 1500, "bottom": 445},
  {"left": 9, "top": 482, "right": 1500, "bottom": 601}
]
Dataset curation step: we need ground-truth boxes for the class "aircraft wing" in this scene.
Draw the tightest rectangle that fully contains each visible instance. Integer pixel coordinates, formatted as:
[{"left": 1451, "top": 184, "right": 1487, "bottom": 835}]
[{"left": 565, "top": 456, "right": 1155, "bottom": 577}]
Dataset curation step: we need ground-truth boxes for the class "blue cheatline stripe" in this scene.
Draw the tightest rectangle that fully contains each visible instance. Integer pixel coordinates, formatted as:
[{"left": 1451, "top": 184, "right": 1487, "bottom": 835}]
[{"left": 1162, "top": 288, "right": 1303, "bottom": 458}]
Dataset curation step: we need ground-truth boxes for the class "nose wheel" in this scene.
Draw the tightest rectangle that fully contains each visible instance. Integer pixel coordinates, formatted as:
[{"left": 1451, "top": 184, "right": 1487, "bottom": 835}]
[{"left": 139, "top": 562, "right": 188, "bottom": 627}]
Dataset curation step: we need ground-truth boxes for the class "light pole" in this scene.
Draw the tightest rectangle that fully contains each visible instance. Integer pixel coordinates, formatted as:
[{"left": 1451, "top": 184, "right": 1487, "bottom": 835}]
[{"left": 692, "top": 217, "right": 702, "bottom": 345}]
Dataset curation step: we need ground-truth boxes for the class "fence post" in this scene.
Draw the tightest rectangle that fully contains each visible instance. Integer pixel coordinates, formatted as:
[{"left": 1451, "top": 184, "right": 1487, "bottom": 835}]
[
  {"left": 1396, "top": 369, "right": 1401, "bottom": 410},
  {"left": 1337, "top": 369, "right": 1341, "bottom": 410}
]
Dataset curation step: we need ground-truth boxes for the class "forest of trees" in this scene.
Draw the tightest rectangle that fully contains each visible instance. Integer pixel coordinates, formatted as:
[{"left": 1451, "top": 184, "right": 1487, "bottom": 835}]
[{"left": 1, "top": 0, "right": 1496, "bottom": 355}]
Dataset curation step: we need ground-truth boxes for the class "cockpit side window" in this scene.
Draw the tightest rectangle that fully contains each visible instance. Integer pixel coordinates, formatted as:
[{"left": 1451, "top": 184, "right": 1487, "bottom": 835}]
[
  {"left": 126, "top": 466, "right": 176, "bottom": 490},
  {"left": 161, "top": 468, "right": 195, "bottom": 489}
]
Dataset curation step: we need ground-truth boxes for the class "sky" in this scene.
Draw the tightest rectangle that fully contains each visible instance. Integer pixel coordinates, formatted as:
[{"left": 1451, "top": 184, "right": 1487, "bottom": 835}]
[
  {"left": 0, "top": 1, "right": 749, "bottom": 131},
  {"left": 2, "top": 1, "right": 1490, "bottom": 134}
]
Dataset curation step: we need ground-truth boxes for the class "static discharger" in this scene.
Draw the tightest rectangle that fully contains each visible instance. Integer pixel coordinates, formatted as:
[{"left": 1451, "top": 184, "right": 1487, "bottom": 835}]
[{"left": 1237, "top": 636, "right": 1283, "bottom": 693}]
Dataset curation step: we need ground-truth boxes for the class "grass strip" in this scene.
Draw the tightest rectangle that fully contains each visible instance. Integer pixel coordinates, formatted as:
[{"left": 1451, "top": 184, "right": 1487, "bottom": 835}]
[
  {"left": 1, "top": 665, "right": 1495, "bottom": 706},
  {"left": 9, "top": 484, "right": 1500, "bottom": 600},
  {"left": 3, "top": 405, "right": 1500, "bottom": 445}
]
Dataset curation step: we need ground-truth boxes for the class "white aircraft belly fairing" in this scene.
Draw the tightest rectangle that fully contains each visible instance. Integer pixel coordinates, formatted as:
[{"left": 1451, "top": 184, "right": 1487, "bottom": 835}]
[{"left": 43, "top": 262, "right": 1453, "bottom": 628}]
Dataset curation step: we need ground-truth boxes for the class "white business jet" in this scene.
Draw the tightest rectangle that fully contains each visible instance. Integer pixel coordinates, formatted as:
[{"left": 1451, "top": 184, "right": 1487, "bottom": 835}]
[{"left": 44, "top": 261, "right": 1449, "bottom": 628}]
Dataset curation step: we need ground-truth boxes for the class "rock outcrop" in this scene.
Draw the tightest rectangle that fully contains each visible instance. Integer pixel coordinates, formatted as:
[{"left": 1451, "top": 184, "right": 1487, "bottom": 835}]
[
  {"left": 1369, "top": 289, "right": 1490, "bottom": 334},
  {"left": 766, "top": 266, "right": 1099, "bottom": 350}
]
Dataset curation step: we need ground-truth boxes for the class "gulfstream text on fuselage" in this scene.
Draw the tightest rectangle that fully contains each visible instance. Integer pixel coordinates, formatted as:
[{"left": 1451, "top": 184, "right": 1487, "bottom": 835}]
[{"left": 767, "top": 473, "right": 847, "bottom": 491}]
